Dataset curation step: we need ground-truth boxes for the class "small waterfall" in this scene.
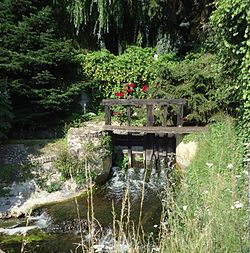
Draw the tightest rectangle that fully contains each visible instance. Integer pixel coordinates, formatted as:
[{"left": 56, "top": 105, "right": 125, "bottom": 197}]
[
  {"left": 105, "top": 152, "right": 176, "bottom": 199},
  {"left": 0, "top": 153, "right": 176, "bottom": 253}
]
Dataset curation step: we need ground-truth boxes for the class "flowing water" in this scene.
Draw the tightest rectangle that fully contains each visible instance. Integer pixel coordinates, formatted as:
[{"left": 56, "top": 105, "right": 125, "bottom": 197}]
[{"left": 0, "top": 155, "right": 175, "bottom": 253}]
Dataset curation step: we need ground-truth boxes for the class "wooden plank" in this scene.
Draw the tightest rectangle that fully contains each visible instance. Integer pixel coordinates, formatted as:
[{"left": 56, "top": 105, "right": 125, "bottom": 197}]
[
  {"left": 163, "top": 105, "right": 168, "bottom": 127},
  {"left": 127, "top": 134, "right": 133, "bottom": 168},
  {"left": 147, "top": 105, "right": 154, "bottom": 126},
  {"left": 103, "top": 125, "right": 208, "bottom": 134},
  {"left": 104, "top": 105, "right": 111, "bottom": 125},
  {"left": 144, "top": 134, "right": 154, "bottom": 180},
  {"left": 127, "top": 106, "right": 131, "bottom": 126},
  {"left": 102, "top": 99, "right": 186, "bottom": 106},
  {"left": 177, "top": 104, "right": 184, "bottom": 126}
]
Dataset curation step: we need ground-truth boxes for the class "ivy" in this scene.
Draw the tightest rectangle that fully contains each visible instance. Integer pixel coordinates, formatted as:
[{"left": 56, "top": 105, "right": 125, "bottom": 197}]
[{"left": 209, "top": 0, "right": 250, "bottom": 140}]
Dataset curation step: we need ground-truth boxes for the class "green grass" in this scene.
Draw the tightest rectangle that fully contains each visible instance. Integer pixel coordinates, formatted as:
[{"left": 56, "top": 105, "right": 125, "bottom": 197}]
[{"left": 160, "top": 117, "right": 248, "bottom": 253}]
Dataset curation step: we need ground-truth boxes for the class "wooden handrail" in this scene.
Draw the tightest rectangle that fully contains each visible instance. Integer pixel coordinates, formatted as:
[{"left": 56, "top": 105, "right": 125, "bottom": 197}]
[
  {"left": 102, "top": 98, "right": 186, "bottom": 106},
  {"left": 102, "top": 98, "right": 186, "bottom": 127}
]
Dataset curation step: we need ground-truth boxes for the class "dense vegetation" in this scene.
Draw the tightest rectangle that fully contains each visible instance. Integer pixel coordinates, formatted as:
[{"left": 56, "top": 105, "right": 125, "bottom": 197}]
[
  {"left": 0, "top": 0, "right": 81, "bottom": 138},
  {"left": 80, "top": 48, "right": 232, "bottom": 123},
  {"left": 0, "top": 1, "right": 248, "bottom": 252},
  {"left": 161, "top": 118, "right": 248, "bottom": 252},
  {"left": 0, "top": 0, "right": 248, "bottom": 142}
]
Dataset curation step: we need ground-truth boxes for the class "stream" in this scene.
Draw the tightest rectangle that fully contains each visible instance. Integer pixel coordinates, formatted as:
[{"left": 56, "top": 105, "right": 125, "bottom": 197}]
[{"left": 0, "top": 157, "right": 175, "bottom": 253}]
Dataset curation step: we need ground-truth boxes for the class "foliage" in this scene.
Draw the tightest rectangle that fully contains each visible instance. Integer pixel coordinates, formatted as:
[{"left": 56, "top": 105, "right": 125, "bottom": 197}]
[
  {"left": 152, "top": 52, "right": 232, "bottom": 123},
  {"left": 62, "top": 112, "right": 97, "bottom": 135},
  {"left": 0, "top": 0, "right": 82, "bottom": 130},
  {"left": 209, "top": 0, "right": 250, "bottom": 140},
  {"left": 54, "top": 147, "right": 87, "bottom": 184},
  {"left": 0, "top": 80, "right": 13, "bottom": 140},
  {"left": 100, "top": 133, "right": 112, "bottom": 157},
  {"left": 161, "top": 117, "right": 248, "bottom": 252},
  {"left": 44, "top": 181, "right": 62, "bottom": 193},
  {"left": 79, "top": 47, "right": 155, "bottom": 98},
  {"left": 60, "top": 0, "right": 211, "bottom": 53},
  {"left": 80, "top": 47, "right": 231, "bottom": 124}
]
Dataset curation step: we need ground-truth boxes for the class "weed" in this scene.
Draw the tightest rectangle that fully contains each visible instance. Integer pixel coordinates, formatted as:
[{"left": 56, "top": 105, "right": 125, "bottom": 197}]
[{"left": 160, "top": 117, "right": 248, "bottom": 252}]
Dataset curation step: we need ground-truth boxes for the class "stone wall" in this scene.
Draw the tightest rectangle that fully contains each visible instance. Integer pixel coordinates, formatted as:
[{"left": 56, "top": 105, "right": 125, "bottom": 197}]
[
  {"left": 0, "top": 143, "right": 56, "bottom": 166},
  {"left": 67, "top": 122, "right": 112, "bottom": 184}
]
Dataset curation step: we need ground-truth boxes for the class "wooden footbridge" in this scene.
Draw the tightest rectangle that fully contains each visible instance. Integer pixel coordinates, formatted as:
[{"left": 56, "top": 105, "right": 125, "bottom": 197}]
[{"left": 102, "top": 99, "right": 207, "bottom": 168}]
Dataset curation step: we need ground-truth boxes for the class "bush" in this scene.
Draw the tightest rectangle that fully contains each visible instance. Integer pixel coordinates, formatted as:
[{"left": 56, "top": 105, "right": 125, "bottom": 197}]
[
  {"left": 54, "top": 147, "right": 86, "bottom": 184},
  {"left": 152, "top": 52, "right": 232, "bottom": 123},
  {"left": 80, "top": 47, "right": 232, "bottom": 124},
  {"left": 79, "top": 47, "right": 156, "bottom": 98}
]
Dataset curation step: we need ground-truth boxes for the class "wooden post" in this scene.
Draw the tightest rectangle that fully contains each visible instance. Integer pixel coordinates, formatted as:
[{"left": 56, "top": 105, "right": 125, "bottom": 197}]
[
  {"left": 127, "top": 134, "right": 133, "bottom": 168},
  {"left": 127, "top": 106, "right": 131, "bottom": 126},
  {"left": 163, "top": 105, "right": 168, "bottom": 127},
  {"left": 154, "top": 134, "right": 160, "bottom": 171},
  {"left": 177, "top": 104, "right": 183, "bottom": 127},
  {"left": 105, "top": 105, "right": 111, "bottom": 125},
  {"left": 147, "top": 105, "right": 154, "bottom": 126},
  {"left": 144, "top": 134, "right": 154, "bottom": 181}
]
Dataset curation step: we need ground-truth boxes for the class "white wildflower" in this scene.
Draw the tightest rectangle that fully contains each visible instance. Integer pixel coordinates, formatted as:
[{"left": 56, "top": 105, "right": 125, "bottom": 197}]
[
  {"left": 183, "top": 205, "right": 188, "bottom": 211},
  {"left": 154, "top": 54, "right": 159, "bottom": 61},
  {"left": 227, "top": 163, "right": 234, "bottom": 170},
  {"left": 153, "top": 224, "right": 158, "bottom": 228},
  {"left": 231, "top": 201, "right": 244, "bottom": 209},
  {"left": 93, "top": 245, "right": 105, "bottom": 252},
  {"left": 206, "top": 162, "right": 213, "bottom": 168},
  {"left": 152, "top": 247, "right": 160, "bottom": 252},
  {"left": 235, "top": 175, "right": 241, "bottom": 179}
]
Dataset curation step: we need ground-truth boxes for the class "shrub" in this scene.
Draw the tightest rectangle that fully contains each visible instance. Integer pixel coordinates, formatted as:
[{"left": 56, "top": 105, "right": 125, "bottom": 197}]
[
  {"left": 54, "top": 147, "right": 87, "bottom": 184},
  {"left": 78, "top": 47, "right": 156, "bottom": 98},
  {"left": 80, "top": 47, "right": 232, "bottom": 124}
]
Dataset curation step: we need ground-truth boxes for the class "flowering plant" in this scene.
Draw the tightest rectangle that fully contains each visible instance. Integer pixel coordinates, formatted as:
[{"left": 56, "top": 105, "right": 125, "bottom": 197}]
[
  {"left": 114, "top": 83, "right": 148, "bottom": 99},
  {"left": 112, "top": 82, "right": 149, "bottom": 125}
]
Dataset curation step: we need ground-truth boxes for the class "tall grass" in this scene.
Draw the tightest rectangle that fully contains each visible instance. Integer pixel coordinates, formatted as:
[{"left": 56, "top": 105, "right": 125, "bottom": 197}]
[
  {"left": 67, "top": 117, "right": 248, "bottom": 253},
  {"left": 66, "top": 117, "right": 247, "bottom": 253},
  {"left": 160, "top": 117, "right": 248, "bottom": 253},
  {"left": 56, "top": 117, "right": 247, "bottom": 253}
]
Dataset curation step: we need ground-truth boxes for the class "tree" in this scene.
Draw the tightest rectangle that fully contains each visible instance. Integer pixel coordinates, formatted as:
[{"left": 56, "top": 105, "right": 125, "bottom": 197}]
[
  {"left": 0, "top": 0, "right": 82, "bottom": 132},
  {"left": 60, "top": 0, "right": 212, "bottom": 54},
  {"left": 0, "top": 79, "right": 13, "bottom": 140}
]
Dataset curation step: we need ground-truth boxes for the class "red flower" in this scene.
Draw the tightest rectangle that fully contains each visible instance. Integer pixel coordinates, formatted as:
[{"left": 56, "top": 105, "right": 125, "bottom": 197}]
[
  {"left": 130, "top": 83, "right": 135, "bottom": 88},
  {"left": 142, "top": 85, "right": 148, "bottom": 92},
  {"left": 115, "top": 92, "right": 120, "bottom": 97},
  {"left": 127, "top": 88, "right": 132, "bottom": 93},
  {"left": 120, "top": 92, "right": 124, "bottom": 97}
]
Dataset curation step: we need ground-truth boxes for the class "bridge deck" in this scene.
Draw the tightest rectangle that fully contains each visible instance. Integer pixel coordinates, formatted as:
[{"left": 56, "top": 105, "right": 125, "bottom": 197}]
[{"left": 103, "top": 125, "right": 207, "bottom": 134}]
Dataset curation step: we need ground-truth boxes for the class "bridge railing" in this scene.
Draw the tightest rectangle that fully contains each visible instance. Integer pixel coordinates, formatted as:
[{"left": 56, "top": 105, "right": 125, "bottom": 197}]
[{"left": 102, "top": 99, "right": 186, "bottom": 127}]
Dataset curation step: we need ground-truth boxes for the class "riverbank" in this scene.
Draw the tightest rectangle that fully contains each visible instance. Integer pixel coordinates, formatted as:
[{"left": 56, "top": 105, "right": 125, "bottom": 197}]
[{"left": 159, "top": 117, "right": 248, "bottom": 253}]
